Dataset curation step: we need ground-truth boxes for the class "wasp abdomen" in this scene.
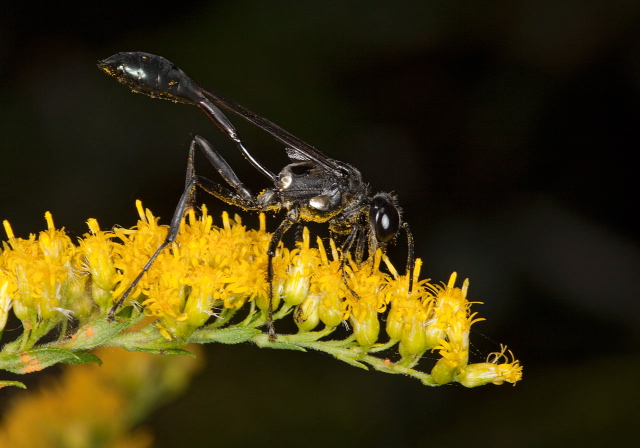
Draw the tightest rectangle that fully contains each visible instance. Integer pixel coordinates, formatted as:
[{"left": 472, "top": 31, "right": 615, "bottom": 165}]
[{"left": 98, "top": 52, "right": 205, "bottom": 105}]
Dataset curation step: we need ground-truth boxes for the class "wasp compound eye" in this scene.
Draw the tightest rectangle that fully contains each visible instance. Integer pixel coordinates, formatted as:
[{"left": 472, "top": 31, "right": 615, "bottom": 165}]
[{"left": 370, "top": 194, "right": 400, "bottom": 243}]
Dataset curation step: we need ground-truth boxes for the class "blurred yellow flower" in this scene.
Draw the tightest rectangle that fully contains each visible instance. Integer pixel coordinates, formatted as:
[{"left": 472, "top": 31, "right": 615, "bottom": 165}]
[{"left": 0, "top": 345, "right": 203, "bottom": 447}]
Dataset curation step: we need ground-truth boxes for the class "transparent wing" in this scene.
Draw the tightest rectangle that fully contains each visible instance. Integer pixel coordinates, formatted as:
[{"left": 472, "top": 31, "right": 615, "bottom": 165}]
[{"left": 200, "top": 89, "right": 343, "bottom": 175}]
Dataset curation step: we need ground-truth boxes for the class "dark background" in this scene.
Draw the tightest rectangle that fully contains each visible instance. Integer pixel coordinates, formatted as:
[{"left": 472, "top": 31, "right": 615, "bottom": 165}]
[{"left": 2, "top": 2, "right": 640, "bottom": 447}]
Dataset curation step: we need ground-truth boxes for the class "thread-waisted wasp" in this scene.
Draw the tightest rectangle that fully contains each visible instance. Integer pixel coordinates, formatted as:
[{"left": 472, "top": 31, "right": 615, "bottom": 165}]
[{"left": 98, "top": 52, "right": 414, "bottom": 340}]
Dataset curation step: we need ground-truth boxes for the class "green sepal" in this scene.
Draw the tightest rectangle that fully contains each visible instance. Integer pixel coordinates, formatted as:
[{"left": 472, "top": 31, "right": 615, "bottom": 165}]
[
  {"left": 430, "top": 358, "right": 456, "bottom": 385},
  {"left": 0, "top": 380, "right": 27, "bottom": 389}
]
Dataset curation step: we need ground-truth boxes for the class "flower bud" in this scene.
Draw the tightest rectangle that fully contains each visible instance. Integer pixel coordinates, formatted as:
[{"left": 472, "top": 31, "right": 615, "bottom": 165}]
[
  {"left": 184, "top": 287, "right": 214, "bottom": 328},
  {"left": 80, "top": 219, "right": 116, "bottom": 311},
  {"left": 350, "top": 304, "right": 380, "bottom": 346},
  {"left": 424, "top": 326, "right": 446, "bottom": 350},
  {"left": 0, "top": 280, "right": 15, "bottom": 333},
  {"left": 282, "top": 264, "right": 310, "bottom": 306},
  {"left": 255, "top": 290, "right": 281, "bottom": 313},
  {"left": 64, "top": 274, "right": 93, "bottom": 319},
  {"left": 294, "top": 295, "right": 320, "bottom": 332},
  {"left": 431, "top": 357, "right": 457, "bottom": 385},
  {"left": 385, "top": 302, "right": 404, "bottom": 342},
  {"left": 318, "top": 292, "right": 343, "bottom": 328},
  {"left": 399, "top": 318, "right": 428, "bottom": 355}
]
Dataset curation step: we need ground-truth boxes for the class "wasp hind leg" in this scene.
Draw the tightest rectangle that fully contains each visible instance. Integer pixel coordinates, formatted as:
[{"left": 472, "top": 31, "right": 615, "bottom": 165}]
[{"left": 108, "top": 136, "right": 261, "bottom": 321}]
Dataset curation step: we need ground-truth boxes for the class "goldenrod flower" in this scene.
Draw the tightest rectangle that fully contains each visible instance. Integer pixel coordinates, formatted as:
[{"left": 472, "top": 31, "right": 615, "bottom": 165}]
[
  {"left": 282, "top": 227, "right": 317, "bottom": 307},
  {"left": 458, "top": 345, "right": 524, "bottom": 387},
  {"left": 309, "top": 238, "right": 346, "bottom": 328},
  {"left": 1, "top": 214, "right": 81, "bottom": 349},
  {"left": 342, "top": 253, "right": 388, "bottom": 346},
  {"left": 294, "top": 291, "right": 321, "bottom": 332},
  {"left": 384, "top": 258, "right": 435, "bottom": 357},
  {"left": 77, "top": 218, "right": 117, "bottom": 313},
  {"left": 0, "top": 202, "right": 521, "bottom": 389}
]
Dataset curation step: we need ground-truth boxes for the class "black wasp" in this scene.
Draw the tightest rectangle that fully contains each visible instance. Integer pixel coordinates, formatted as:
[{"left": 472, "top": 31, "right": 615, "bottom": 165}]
[{"left": 99, "top": 52, "right": 414, "bottom": 340}]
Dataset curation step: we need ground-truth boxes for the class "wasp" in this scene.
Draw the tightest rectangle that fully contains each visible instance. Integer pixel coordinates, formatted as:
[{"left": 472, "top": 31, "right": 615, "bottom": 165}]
[{"left": 98, "top": 52, "right": 414, "bottom": 340}]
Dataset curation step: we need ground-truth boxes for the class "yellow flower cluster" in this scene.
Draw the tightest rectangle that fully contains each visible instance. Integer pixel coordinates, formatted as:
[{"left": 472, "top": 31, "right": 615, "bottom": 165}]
[
  {"left": 0, "top": 201, "right": 522, "bottom": 387},
  {"left": 1, "top": 213, "right": 88, "bottom": 348}
]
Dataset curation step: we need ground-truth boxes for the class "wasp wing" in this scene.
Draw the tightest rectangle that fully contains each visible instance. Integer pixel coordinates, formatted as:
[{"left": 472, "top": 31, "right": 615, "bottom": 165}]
[{"left": 200, "top": 89, "right": 343, "bottom": 176}]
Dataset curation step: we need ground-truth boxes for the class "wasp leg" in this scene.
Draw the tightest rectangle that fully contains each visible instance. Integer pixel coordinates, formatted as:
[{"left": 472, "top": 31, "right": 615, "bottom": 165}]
[
  {"left": 402, "top": 222, "right": 415, "bottom": 293},
  {"left": 354, "top": 228, "right": 367, "bottom": 263},
  {"left": 292, "top": 223, "right": 305, "bottom": 244},
  {"left": 198, "top": 101, "right": 276, "bottom": 182},
  {"left": 108, "top": 137, "right": 262, "bottom": 321},
  {"left": 265, "top": 207, "right": 299, "bottom": 341},
  {"left": 192, "top": 135, "right": 255, "bottom": 201},
  {"left": 338, "top": 227, "right": 362, "bottom": 300}
]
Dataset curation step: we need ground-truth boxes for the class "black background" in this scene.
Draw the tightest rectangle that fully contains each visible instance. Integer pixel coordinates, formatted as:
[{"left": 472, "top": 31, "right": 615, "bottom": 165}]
[{"left": 1, "top": 2, "right": 639, "bottom": 447}]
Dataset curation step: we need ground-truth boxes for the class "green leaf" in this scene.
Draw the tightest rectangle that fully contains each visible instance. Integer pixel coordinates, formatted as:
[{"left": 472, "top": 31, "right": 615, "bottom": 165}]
[
  {"left": 0, "top": 380, "right": 27, "bottom": 389},
  {"left": 0, "top": 348, "right": 96, "bottom": 374},
  {"left": 56, "top": 315, "right": 144, "bottom": 351},
  {"left": 252, "top": 334, "right": 307, "bottom": 351},
  {"left": 62, "top": 352, "right": 103, "bottom": 366},
  {"left": 191, "top": 326, "right": 261, "bottom": 344},
  {"left": 260, "top": 340, "right": 307, "bottom": 351},
  {"left": 333, "top": 353, "right": 369, "bottom": 370},
  {"left": 133, "top": 348, "right": 196, "bottom": 357}
]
